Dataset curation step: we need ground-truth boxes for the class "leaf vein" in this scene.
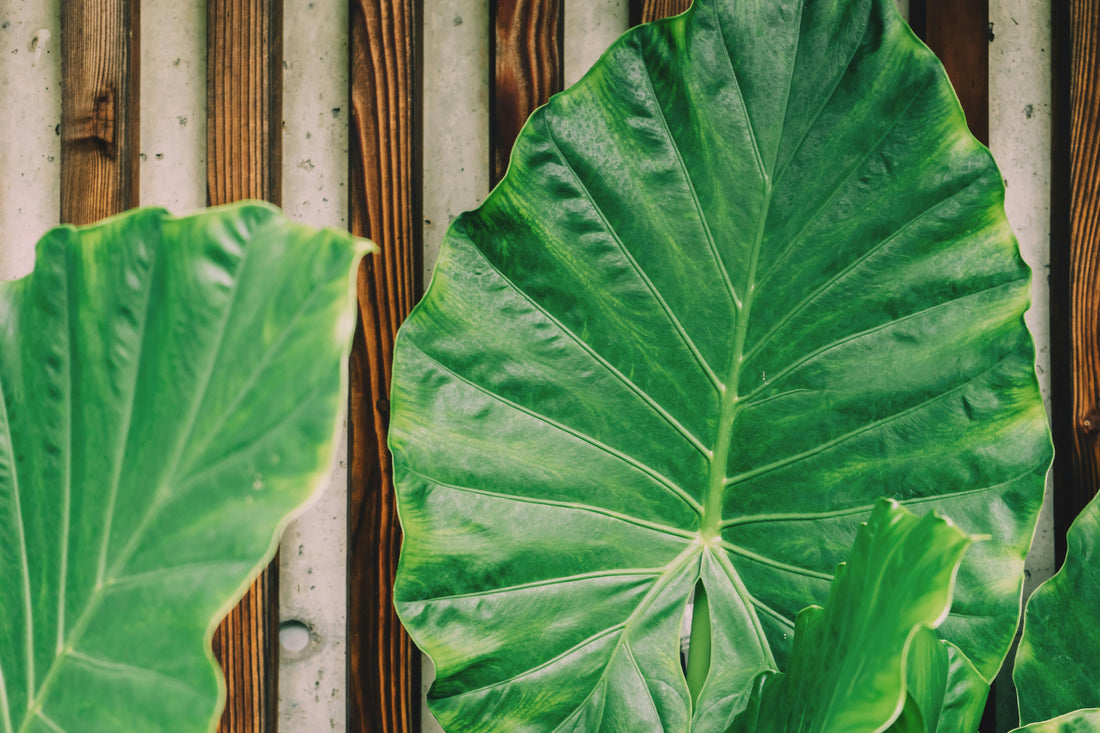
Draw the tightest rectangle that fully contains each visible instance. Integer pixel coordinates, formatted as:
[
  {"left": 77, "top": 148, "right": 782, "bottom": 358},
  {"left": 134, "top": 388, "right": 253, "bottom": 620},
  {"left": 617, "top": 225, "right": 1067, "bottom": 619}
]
[{"left": 404, "top": 339, "right": 702, "bottom": 515}]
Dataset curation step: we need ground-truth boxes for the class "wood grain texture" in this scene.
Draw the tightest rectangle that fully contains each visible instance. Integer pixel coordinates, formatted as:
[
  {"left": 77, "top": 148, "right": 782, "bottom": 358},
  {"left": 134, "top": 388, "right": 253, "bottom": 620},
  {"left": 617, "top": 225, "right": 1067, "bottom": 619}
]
[
  {"left": 909, "top": 0, "right": 990, "bottom": 144},
  {"left": 206, "top": 0, "right": 282, "bottom": 729},
  {"left": 207, "top": 0, "right": 282, "bottom": 206},
  {"left": 347, "top": 0, "right": 421, "bottom": 730},
  {"left": 59, "top": 0, "right": 139, "bottom": 225},
  {"left": 491, "top": 0, "right": 563, "bottom": 185},
  {"left": 629, "top": 0, "right": 692, "bottom": 26},
  {"left": 1052, "top": 0, "right": 1100, "bottom": 559},
  {"left": 210, "top": 570, "right": 279, "bottom": 732}
]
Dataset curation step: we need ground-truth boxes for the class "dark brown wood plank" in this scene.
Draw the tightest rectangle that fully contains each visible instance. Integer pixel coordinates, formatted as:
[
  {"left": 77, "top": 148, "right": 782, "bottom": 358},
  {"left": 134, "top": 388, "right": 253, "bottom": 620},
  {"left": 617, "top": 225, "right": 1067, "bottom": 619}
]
[
  {"left": 347, "top": 0, "right": 421, "bottom": 730},
  {"left": 206, "top": 0, "right": 283, "bottom": 729},
  {"left": 630, "top": 0, "right": 692, "bottom": 26},
  {"left": 909, "top": 0, "right": 990, "bottom": 144},
  {"left": 59, "top": 0, "right": 139, "bottom": 225},
  {"left": 1052, "top": 0, "right": 1100, "bottom": 560},
  {"left": 491, "top": 0, "right": 563, "bottom": 186}
]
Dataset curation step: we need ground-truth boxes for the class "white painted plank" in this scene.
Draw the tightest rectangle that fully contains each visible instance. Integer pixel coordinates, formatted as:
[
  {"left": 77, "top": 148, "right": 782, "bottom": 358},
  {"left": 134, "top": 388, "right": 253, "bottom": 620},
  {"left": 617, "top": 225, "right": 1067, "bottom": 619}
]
[
  {"left": 139, "top": 0, "right": 205, "bottom": 213},
  {"left": 279, "top": 0, "right": 350, "bottom": 728},
  {"left": 564, "top": 0, "right": 628, "bottom": 87},
  {"left": 422, "top": 0, "right": 490, "bottom": 287},
  {"left": 0, "top": 0, "right": 60, "bottom": 280}
]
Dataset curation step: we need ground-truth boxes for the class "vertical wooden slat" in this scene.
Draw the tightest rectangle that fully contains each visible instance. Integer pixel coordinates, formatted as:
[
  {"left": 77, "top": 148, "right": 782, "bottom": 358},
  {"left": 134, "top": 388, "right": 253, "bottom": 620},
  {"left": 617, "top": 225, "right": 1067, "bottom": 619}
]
[
  {"left": 1052, "top": 0, "right": 1100, "bottom": 560},
  {"left": 347, "top": 0, "right": 421, "bottom": 730},
  {"left": 909, "top": 0, "right": 990, "bottom": 144},
  {"left": 206, "top": 0, "right": 283, "bottom": 729},
  {"left": 629, "top": 0, "right": 692, "bottom": 26},
  {"left": 490, "top": 0, "right": 563, "bottom": 185},
  {"left": 60, "top": 0, "right": 139, "bottom": 225}
]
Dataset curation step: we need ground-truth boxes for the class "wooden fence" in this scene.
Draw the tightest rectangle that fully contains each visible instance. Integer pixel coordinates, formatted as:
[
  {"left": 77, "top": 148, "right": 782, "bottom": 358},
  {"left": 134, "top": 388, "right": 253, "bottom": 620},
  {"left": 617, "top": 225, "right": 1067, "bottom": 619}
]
[{"left": 0, "top": 0, "right": 1096, "bottom": 731}]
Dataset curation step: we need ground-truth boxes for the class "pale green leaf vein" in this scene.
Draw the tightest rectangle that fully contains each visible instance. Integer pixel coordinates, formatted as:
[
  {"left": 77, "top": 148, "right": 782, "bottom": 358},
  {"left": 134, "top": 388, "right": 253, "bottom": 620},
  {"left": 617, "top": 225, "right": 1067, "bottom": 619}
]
[
  {"left": 636, "top": 34, "right": 742, "bottom": 310},
  {"left": 31, "top": 711, "right": 64, "bottom": 733},
  {"left": 743, "top": 175, "right": 987, "bottom": 365},
  {"left": 416, "top": 569, "right": 664, "bottom": 604},
  {"left": 739, "top": 280, "right": 1022, "bottom": 403},
  {"left": 58, "top": 262, "right": 74, "bottom": 657},
  {"left": 708, "top": 2, "right": 767, "bottom": 176},
  {"left": 464, "top": 215, "right": 713, "bottom": 455},
  {"left": 175, "top": 380, "right": 327, "bottom": 494},
  {"left": 713, "top": 550, "right": 786, "bottom": 653},
  {"left": 67, "top": 649, "right": 199, "bottom": 697},
  {"left": 753, "top": 73, "right": 933, "bottom": 293},
  {"left": 721, "top": 465, "right": 1043, "bottom": 528},
  {"left": 106, "top": 239, "right": 255, "bottom": 580},
  {"left": 403, "top": 465, "right": 697, "bottom": 540},
  {"left": 0, "top": 361, "right": 34, "bottom": 716},
  {"left": 405, "top": 339, "right": 702, "bottom": 514},
  {"left": 539, "top": 116, "right": 722, "bottom": 395},
  {"left": 97, "top": 237, "right": 159, "bottom": 589},
  {"left": 177, "top": 273, "right": 332, "bottom": 474},
  {"left": 719, "top": 541, "right": 834, "bottom": 581},
  {"left": 728, "top": 354, "right": 1014, "bottom": 487}
]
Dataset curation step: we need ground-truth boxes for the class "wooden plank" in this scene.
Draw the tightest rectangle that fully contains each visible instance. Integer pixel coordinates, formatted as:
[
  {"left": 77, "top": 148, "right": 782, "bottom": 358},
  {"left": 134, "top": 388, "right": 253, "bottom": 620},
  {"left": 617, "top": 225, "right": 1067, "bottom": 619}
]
[
  {"left": 206, "top": 0, "right": 283, "bottom": 729},
  {"left": 59, "top": 0, "right": 139, "bottom": 225},
  {"left": 630, "top": 0, "right": 691, "bottom": 26},
  {"left": 347, "top": 0, "right": 421, "bottom": 730},
  {"left": 1052, "top": 0, "right": 1100, "bottom": 560},
  {"left": 491, "top": 0, "right": 563, "bottom": 185},
  {"left": 908, "top": 0, "right": 990, "bottom": 144}
]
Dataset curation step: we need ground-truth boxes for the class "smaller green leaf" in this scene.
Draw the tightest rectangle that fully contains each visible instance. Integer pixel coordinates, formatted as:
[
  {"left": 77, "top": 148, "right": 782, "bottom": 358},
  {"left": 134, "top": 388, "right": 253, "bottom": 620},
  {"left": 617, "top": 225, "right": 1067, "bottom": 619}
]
[
  {"left": 904, "top": 630, "right": 987, "bottom": 733},
  {"left": 884, "top": 695, "right": 924, "bottom": 733},
  {"left": 1009, "top": 710, "right": 1100, "bottom": 733},
  {"left": 729, "top": 499, "right": 971, "bottom": 733},
  {"left": 1014, "top": 493, "right": 1100, "bottom": 723}
]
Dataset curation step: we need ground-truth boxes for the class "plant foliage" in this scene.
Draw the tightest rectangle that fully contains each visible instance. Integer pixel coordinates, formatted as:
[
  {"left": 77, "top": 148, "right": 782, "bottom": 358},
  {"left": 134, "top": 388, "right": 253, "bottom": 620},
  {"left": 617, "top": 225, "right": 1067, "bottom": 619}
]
[
  {"left": 389, "top": 0, "right": 1050, "bottom": 729},
  {"left": 0, "top": 203, "right": 368, "bottom": 732}
]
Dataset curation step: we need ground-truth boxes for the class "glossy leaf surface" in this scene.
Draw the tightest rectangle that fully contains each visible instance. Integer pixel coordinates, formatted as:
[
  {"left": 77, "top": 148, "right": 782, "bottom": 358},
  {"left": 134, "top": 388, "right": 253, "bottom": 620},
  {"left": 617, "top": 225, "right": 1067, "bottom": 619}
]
[
  {"left": 390, "top": 0, "right": 1050, "bottom": 729},
  {"left": 1010, "top": 711, "right": 1100, "bottom": 733},
  {"left": 0, "top": 203, "right": 368, "bottom": 732},
  {"left": 1014, "top": 493, "right": 1100, "bottom": 724},
  {"left": 728, "top": 500, "right": 970, "bottom": 733}
]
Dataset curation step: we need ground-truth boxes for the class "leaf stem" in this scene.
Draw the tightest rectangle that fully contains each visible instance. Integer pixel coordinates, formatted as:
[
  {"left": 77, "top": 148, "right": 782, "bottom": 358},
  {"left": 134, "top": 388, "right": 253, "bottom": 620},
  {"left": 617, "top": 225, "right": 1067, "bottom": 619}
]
[{"left": 686, "top": 581, "right": 712, "bottom": 706}]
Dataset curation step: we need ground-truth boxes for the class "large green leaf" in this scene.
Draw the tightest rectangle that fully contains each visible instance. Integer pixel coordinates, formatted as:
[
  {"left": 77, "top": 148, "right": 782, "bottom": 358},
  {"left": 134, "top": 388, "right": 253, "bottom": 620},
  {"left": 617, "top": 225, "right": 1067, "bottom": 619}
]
[
  {"left": 0, "top": 203, "right": 368, "bottom": 732},
  {"left": 727, "top": 500, "right": 971, "bottom": 733},
  {"left": 1014, "top": 493, "right": 1100, "bottom": 724},
  {"left": 390, "top": 0, "right": 1050, "bottom": 729}
]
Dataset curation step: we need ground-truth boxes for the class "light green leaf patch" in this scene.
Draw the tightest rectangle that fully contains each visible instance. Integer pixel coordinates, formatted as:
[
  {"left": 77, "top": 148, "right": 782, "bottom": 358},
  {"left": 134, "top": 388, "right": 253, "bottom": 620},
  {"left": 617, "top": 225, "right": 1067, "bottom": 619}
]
[{"left": 0, "top": 203, "right": 369, "bottom": 732}]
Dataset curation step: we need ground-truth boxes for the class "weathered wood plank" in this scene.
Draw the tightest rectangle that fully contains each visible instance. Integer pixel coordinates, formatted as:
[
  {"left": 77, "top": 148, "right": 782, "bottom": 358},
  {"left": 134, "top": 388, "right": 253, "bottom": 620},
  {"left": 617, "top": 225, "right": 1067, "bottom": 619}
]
[
  {"left": 206, "top": 0, "right": 283, "bottom": 729},
  {"left": 630, "top": 0, "right": 691, "bottom": 25},
  {"left": 347, "top": 0, "right": 421, "bottom": 730},
  {"left": 491, "top": 0, "right": 563, "bottom": 185},
  {"left": 59, "top": 0, "right": 139, "bottom": 225},
  {"left": 1052, "top": 0, "right": 1100, "bottom": 560},
  {"left": 909, "top": 0, "right": 990, "bottom": 144}
]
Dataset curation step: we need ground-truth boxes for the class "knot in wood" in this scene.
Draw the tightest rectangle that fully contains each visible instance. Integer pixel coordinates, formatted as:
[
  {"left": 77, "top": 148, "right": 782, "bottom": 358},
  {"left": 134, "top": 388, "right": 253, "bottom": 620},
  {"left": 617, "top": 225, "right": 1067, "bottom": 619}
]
[
  {"left": 69, "top": 85, "right": 117, "bottom": 150},
  {"left": 1081, "top": 411, "right": 1100, "bottom": 435}
]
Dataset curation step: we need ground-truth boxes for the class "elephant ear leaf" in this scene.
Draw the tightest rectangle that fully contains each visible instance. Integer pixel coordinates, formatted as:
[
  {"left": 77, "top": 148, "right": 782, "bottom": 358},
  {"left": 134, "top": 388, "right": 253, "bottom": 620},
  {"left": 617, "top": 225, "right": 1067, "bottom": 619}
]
[
  {"left": 0, "top": 202, "right": 369, "bottom": 732},
  {"left": 1014, "top": 493, "right": 1100, "bottom": 725},
  {"left": 389, "top": 0, "right": 1050, "bottom": 729},
  {"left": 728, "top": 500, "right": 971, "bottom": 733}
]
